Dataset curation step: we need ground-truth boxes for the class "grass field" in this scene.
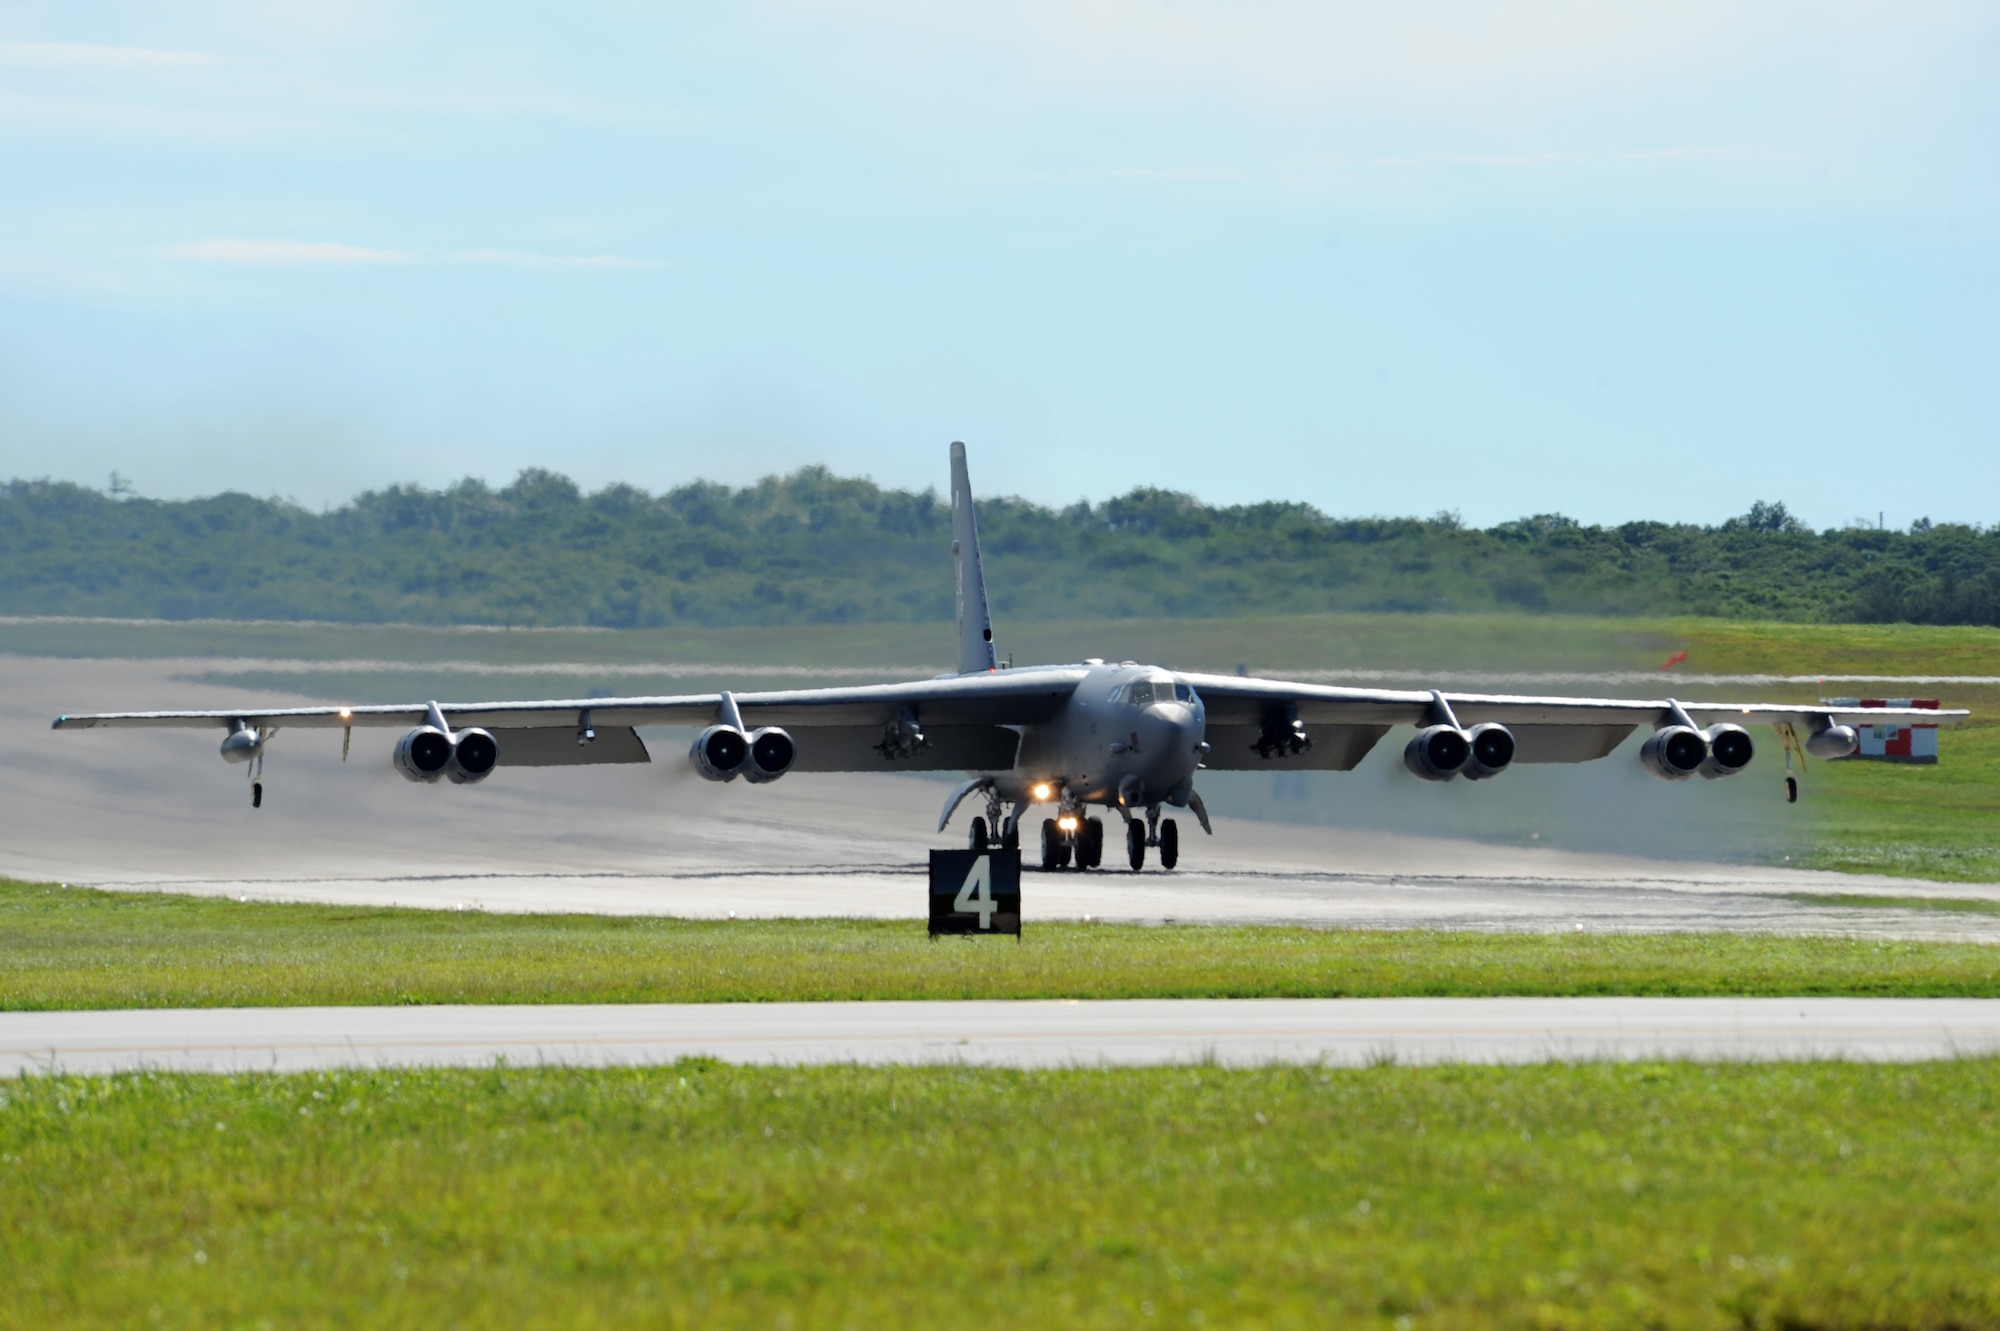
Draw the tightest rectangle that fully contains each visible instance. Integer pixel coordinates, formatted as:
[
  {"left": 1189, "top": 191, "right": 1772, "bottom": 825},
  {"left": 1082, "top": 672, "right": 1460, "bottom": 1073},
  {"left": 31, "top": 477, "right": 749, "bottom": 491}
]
[
  {"left": 7, "top": 608, "right": 1997, "bottom": 675},
  {"left": 6, "top": 879, "right": 1999, "bottom": 1010},
  {"left": 4, "top": 1059, "right": 1997, "bottom": 1328}
]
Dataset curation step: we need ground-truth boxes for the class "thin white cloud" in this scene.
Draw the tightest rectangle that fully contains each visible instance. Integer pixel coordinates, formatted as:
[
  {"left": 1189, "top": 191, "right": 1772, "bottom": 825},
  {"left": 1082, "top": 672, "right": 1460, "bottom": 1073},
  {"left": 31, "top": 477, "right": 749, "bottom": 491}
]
[
  {"left": 160, "top": 239, "right": 661, "bottom": 269},
  {"left": 983, "top": 148, "right": 1735, "bottom": 188},
  {"left": 161, "top": 239, "right": 415, "bottom": 266},
  {"left": 984, "top": 166, "right": 1257, "bottom": 186},
  {"left": 449, "top": 249, "right": 663, "bottom": 270},
  {"left": 0, "top": 42, "right": 222, "bottom": 69},
  {"left": 1335, "top": 147, "right": 1737, "bottom": 168}
]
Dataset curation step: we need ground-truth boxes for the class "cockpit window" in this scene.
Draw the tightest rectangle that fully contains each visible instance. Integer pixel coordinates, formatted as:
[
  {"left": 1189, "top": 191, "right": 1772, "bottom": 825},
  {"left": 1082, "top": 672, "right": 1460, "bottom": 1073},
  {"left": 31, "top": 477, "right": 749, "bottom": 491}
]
[
  {"left": 1117, "top": 680, "right": 1196, "bottom": 706},
  {"left": 1113, "top": 679, "right": 1195, "bottom": 706}
]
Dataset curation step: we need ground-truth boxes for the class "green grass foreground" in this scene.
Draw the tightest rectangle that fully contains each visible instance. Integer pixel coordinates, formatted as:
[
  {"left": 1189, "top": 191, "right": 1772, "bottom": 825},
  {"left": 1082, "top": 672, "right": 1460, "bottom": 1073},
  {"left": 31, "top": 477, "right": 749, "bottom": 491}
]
[
  {"left": 6, "top": 880, "right": 1999, "bottom": 1010},
  {"left": 4, "top": 1061, "right": 1998, "bottom": 1328}
]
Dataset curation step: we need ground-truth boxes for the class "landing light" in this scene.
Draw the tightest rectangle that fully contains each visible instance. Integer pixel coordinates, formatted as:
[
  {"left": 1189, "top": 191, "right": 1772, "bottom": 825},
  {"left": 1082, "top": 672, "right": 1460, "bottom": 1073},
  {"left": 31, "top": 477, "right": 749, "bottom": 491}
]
[
  {"left": 1058, "top": 815, "right": 1079, "bottom": 831},
  {"left": 1031, "top": 782, "right": 1052, "bottom": 802},
  {"left": 338, "top": 707, "right": 352, "bottom": 719}
]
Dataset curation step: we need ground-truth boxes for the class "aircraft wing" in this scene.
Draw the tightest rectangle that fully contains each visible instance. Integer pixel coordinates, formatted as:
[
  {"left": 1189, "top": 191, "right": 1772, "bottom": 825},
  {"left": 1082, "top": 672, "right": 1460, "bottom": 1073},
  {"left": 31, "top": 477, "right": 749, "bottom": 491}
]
[
  {"left": 1177, "top": 672, "right": 1969, "bottom": 770},
  {"left": 50, "top": 668, "right": 1091, "bottom": 773}
]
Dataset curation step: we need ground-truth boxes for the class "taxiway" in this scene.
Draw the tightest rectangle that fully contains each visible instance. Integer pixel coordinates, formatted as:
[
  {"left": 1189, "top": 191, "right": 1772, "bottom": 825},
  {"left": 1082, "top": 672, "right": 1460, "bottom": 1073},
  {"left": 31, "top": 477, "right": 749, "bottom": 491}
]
[
  {"left": 7, "top": 655, "right": 1998, "bottom": 939},
  {"left": 6, "top": 997, "right": 1999, "bottom": 1075}
]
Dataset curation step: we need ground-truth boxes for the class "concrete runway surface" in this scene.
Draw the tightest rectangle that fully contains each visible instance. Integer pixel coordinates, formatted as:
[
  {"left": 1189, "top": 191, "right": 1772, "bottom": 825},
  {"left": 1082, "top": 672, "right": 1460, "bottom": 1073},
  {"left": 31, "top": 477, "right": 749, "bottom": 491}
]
[
  {"left": 8, "top": 655, "right": 2000, "bottom": 939},
  {"left": 6, "top": 998, "right": 2000, "bottom": 1075}
]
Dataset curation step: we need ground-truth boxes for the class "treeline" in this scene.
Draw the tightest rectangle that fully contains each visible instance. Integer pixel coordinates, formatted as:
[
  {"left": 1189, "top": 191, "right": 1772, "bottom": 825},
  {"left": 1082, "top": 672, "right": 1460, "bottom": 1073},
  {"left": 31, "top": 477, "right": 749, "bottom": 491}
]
[{"left": 1, "top": 470, "right": 1995, "bottom": 628}]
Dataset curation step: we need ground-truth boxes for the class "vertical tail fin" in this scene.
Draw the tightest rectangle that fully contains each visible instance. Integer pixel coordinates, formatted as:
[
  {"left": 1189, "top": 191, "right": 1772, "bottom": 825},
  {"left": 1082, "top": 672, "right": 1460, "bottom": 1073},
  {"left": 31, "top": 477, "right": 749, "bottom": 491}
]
[{"left": 949, "top": 440, "right": 998, "bottom": 675}]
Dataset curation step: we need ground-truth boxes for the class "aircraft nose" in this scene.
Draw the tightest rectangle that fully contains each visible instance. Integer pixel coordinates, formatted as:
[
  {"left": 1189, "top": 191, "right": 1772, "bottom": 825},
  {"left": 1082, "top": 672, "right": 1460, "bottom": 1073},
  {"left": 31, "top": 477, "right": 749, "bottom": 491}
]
[{"left": 1150, "top": 702, "right": 1199, "bottom": 748}]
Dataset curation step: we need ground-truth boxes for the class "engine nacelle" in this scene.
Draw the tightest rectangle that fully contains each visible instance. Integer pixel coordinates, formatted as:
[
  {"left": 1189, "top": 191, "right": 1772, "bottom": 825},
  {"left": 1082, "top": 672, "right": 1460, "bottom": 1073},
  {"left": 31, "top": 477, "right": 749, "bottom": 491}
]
[
  {"left": 394, "top": 725, "right": 455, "bottom": 784},
  {"left": 1641, "top": 725, "right": 1709, "bottom": 780},
  {"left": 743, "top": 726, "right": 796, "bottom": 784},
  {"left": 690, "top": 724, "right": 750, "bottom": 782},
  {"left": 1699, "top": 723, "right": 1754, "bottom": 779},
  {"left": 219, "top": 724, "right": 264, "bottom": 765},
  {"left": 1462, "top": 722, "right": 1517, "bottom": 781},
  {"left": 1806, "top": 723, "right": 1859, "bottom": 760},
  {"left": 1404, "top": 724, "right": 1471, "bottom": 781},
  {"left": 447, "top": 727, "right": 499, "bottom": 785}
]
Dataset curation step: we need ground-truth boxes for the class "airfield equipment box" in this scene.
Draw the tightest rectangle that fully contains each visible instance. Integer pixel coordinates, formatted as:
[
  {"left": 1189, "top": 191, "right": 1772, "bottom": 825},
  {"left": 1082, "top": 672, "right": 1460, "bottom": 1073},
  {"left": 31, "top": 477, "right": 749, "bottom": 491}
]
[{"left": 1825, "top": 698, "right": 1941, "bottom": 763}]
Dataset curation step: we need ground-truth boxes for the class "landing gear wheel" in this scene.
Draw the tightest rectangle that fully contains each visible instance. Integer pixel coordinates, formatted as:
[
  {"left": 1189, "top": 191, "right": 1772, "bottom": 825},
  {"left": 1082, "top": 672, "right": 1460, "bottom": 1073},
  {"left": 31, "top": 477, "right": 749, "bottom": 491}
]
[
  {"left": 1001, "top": 820, "right": 1020, "bottom": 851},
  {"left": 1040, "top": 818, "right": 1062, "bottom": 871},
  {"left": 1078, "top": 817, "right": 1104, "bottom": 869},
  {"left": 969, "top": 816, "right": 990, "bottom": 851},
  {"left": 1159, "top": 818, "right": 1178, "bottom": 869},
  {"left": 1126, "top": 819, "right": 1146, "bottom": 871},
  {"left": 251, "top": 782, "right": 263, "bottom": 810}
]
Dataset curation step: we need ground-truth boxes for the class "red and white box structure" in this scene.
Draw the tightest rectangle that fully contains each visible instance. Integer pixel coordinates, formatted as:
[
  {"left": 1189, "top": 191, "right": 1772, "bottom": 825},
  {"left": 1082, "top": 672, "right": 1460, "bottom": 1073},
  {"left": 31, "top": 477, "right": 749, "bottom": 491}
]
[{"left": 1824, "top": 698, "right": 1941, "bottom": 764}]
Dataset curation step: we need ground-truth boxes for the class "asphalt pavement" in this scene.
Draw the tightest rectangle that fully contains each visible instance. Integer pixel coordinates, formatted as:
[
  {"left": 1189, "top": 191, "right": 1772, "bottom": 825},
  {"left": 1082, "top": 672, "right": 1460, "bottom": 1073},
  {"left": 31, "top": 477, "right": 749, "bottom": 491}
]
[
  {"left": 7, "top": 998, "right": 1999, "bottom": 1075},
  {"left": 8, "top": 655, "right": 2000, "bottom": 938}
]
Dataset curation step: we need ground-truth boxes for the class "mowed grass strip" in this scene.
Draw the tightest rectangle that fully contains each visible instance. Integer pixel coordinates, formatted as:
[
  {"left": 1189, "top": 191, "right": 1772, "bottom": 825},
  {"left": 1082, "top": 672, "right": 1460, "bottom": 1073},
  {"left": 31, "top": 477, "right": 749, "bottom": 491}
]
[
  {"left": 1784, "top": 892, "right": 2000, "bottom": 916},
  {"left": 4, "top": 1060, "right": 1998, "bottom": 1329},
  {"left": 6, "top": 880, "right": 1999, "bottom": 1009}
]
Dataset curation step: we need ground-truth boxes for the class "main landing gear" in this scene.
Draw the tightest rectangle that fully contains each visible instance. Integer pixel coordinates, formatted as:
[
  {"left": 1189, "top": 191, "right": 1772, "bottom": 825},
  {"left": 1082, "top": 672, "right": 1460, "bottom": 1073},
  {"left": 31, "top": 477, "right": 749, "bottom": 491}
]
[
  {"left": 990, "top": 788, "right": 1192, "bottom": 873},
  {"left": 1121, "top": 809, "right": 1180, "bottom": 871},
  {"left": 1038, "top": 815, "right": 1103, "bottom": 871},
  {"left": 1026, "top": 809, "right": 1183, "bottom": 872},
  {"left": 968, "top": 814, "right": 1021, "bottom": 854}
]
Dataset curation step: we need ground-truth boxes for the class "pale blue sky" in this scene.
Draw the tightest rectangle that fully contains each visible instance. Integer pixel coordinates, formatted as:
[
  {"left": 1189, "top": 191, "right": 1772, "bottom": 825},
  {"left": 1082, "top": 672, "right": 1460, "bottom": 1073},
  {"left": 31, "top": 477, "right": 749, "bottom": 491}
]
[{"left": 2, "top": 2, "right": 1995, "bottom": 527}]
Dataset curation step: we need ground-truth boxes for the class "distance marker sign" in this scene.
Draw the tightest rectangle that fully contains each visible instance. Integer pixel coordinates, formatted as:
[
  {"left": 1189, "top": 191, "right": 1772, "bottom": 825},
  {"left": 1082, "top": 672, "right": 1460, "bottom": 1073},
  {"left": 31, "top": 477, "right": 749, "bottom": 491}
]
[{"left": 928, "top": 849, "right": 1022, "bottom": 937}]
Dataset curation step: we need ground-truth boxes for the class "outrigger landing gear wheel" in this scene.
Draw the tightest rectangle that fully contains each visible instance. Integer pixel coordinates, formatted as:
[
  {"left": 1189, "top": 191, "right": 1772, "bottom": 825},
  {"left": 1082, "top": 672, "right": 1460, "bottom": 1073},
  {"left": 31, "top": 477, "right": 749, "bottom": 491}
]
[
  {"left": 1159, "top": 817, "right": 1178, "bottom": 869},
  {"left": 251, "top": 782, "right": 263, "bottom": 810},
  {"left": 1126, "top": 819, "right": 1146, "bottom": 871},
  {"left": 969, "top": 816, "right": 990, "bottom": 850},
  {"left": 1078, "top": 816, "right": 1104, "bottom": 870}
]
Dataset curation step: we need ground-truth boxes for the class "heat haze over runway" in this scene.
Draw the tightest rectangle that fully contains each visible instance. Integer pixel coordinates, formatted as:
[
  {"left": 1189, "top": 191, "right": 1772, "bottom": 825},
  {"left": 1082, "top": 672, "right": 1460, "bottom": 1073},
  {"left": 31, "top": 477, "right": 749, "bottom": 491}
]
[{"left": 8, "top": 656, "right": 1998, "bottom": 940}]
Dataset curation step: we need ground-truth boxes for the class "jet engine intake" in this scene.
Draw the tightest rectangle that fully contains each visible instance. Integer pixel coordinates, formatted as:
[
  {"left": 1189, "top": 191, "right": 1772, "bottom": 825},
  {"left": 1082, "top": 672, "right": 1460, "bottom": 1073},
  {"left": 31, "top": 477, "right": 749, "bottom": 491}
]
[
  {"left": 1461, "top": 722, "right": 1517, "bottom": 781},
  {"left": 1404, "top": 724, "right": 1472, "bottom": 781},
  {"left": 690, "top": 724, "right": 750, "bottom": 782},
  {"left": 447, "top": 727, "right": 499, "bottom": 785},
  {"left": 1641, "top": 725, "right": 1709, "bottom": 780},
  {"left": 743, "top": 726, "right": 796, "bottom": 784},
  {"left": 1806, "top": 723, "right": 1859, "bottom": 760},
  {"left": 394, "top": 725, "right": 455, "bottom": 784},
  {"left": 1699, "top": 723, "right": 1754, "bottom": 779}
]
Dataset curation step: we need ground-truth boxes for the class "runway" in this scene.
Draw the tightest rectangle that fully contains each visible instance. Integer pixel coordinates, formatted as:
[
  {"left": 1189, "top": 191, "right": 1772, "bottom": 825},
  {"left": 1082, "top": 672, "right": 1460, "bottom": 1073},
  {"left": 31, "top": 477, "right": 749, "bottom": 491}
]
[
  {"left": 7, "top": 655, "right": 1999, "bottom": 939},
  {"left": 6, "top": 998, "right": 1999, "bottom": 1075}
]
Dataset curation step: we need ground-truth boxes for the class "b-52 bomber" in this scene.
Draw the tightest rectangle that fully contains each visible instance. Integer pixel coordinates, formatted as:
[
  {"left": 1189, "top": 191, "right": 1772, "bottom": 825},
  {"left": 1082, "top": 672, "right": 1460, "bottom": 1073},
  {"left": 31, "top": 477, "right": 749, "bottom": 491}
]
[{"left": 54, "top": 443, "right": 1968, "bottom": 872}]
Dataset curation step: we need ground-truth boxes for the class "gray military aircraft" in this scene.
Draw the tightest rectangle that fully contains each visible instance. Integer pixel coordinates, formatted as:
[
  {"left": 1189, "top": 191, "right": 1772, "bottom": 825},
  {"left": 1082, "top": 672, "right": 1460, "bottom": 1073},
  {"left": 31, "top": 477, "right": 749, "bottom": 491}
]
[{"left": 54, "top": 442, "right": 1967, "bottom": 871}]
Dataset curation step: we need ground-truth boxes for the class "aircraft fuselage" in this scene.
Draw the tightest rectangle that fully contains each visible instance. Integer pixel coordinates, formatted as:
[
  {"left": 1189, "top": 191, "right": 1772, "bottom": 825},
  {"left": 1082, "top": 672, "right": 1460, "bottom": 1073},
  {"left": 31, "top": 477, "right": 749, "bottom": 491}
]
[{"left": 992, "top": 662, "right": 1205, "bottom": 813}]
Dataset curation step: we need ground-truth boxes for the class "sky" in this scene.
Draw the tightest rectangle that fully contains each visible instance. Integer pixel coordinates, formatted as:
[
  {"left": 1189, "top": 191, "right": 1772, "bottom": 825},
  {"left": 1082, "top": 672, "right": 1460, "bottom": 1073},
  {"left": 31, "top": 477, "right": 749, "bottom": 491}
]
[{"left": 1, "top": 1, "right": 1995, "bottom": 529}]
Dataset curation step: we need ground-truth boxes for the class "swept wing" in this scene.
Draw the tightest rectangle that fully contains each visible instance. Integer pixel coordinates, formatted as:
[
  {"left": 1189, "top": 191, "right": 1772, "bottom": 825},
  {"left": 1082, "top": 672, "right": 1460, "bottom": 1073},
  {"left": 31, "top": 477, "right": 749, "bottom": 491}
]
[
  {"left": 52, "top": 666, "right": 1964, "bottom": 773},
  {"left": 1181, "top": 673, "right": 1966, "bottom": 770},
  {"left": 50, "top": 668, "right": 1091, "bottom": 773}
]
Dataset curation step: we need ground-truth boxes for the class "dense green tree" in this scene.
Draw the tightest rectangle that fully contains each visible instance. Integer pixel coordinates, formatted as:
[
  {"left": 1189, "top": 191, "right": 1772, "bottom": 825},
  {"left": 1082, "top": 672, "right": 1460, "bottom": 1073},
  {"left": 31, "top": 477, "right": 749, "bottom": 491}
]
[{"left": 0, "top": 472, "right": 1992, "bottom": 627}]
